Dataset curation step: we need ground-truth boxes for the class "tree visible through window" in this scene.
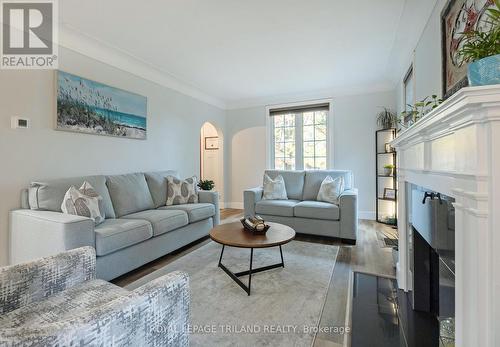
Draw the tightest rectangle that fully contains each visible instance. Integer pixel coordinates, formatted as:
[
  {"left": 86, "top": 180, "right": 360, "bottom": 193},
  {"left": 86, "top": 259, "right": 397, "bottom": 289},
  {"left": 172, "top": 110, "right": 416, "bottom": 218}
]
[
  {"left": 271, "top": 104, "right": 329, "bottom": 170},
  {"left": 273, "top": 113, "right": 296, "bottom": 170},
  {"left": 302, "top": 111, "right": 327, "bottom": 170}
]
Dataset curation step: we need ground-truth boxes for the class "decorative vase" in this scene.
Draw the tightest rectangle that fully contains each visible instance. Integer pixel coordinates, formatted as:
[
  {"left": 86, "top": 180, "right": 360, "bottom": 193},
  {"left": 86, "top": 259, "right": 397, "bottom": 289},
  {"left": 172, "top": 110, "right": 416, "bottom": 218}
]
[
  {"left": 467, "top": 54, "right": 500, "bottom": 87},
  {"left": 384, "top": 167, "right": 393, "bottom": 176}
]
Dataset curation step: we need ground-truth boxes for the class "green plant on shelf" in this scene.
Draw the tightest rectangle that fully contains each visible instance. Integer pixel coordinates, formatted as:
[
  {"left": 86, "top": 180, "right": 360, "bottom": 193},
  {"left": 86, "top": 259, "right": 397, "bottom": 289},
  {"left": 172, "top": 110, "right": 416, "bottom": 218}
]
[
  {"left": 383, "top": 164, "right": 395, "bottom": 176},
  {"left": 376, "top": 107, "right": 398, "bottom": 129}
]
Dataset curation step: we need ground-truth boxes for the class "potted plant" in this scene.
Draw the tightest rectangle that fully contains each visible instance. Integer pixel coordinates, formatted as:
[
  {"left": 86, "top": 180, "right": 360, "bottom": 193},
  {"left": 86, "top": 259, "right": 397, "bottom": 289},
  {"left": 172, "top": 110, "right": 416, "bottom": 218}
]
[
  {"left": 400, "top": 95, "right": 443, "bottom": 127},
  {"left": 198, "top": 179, "right": 215, "bottom": 191},
  {"left": 376, "top": 107, "right": 398, "bottom": 129},
  {"left": 458, "top": 0, "right": 500, "bottom": 86},
  {"left": 383, "top": 164, "right": 395, "bottom": 176}
]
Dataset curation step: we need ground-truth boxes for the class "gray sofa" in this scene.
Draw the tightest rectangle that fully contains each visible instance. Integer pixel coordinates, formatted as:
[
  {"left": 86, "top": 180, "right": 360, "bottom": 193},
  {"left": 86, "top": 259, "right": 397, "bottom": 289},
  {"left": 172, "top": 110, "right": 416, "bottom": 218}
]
[
  {"left": 244, "top": 170, "right": 358, "bottom": 243},
  {"left": 10, "top": 170, "right": 219, "bottom": 280},
  {"left": 0, "top": 247, "right": 189, "bottom": 346}
]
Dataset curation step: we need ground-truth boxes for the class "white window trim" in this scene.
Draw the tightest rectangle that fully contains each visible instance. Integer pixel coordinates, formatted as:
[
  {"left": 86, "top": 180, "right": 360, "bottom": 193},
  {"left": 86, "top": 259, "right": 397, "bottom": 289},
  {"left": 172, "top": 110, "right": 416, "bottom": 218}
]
[
  {"left": 403, "top": 64, "right": 415, "bottom": 111},
  {"left": 265, "top": 98, "right": 334, "bottom": 170}
]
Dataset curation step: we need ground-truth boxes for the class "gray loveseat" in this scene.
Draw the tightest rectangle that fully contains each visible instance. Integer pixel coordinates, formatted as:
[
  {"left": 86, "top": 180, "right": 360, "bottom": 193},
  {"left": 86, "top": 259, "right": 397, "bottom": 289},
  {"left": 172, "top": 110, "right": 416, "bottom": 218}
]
[
  {"left": 244, "top": 170, "right": 358, "bottom": 243},
  {"left": 10, "top": 170, "right": 219, "bottom": 280}
]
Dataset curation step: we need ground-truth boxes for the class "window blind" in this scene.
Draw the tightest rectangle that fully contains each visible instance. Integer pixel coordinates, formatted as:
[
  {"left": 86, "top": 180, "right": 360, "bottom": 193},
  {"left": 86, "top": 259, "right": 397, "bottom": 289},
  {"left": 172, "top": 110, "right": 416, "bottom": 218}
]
[{"left": 269, "top": 103, "right": 329, "bottom": 116}]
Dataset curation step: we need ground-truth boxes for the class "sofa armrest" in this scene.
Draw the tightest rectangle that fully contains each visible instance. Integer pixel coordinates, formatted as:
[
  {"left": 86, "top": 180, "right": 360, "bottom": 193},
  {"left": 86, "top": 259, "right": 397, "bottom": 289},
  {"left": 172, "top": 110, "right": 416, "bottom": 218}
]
[
  {"left": 0, "top": 247, "right": 96, "bottom": 315},
  {"left": 0, "top": 271, "right": 190, "bottom": 347},
  {"left": 339, "top": 189, "right": 358, "bottom": 242},
  {"left": 244, "top": 187, "right": 263, "bottom": 217},
  {"left": 198, "top": 191, "right": 220, "bottom": 225},
  {"left": 9, "top": 210, "right": 95, "bottom": 265},
  {"left": 132, "top": 271, "right": 190, "bottom": 345}
]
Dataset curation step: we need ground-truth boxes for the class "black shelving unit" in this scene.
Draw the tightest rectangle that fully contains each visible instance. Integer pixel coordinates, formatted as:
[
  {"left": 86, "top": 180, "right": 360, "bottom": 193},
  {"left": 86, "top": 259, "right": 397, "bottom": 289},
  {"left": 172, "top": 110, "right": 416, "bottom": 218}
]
[{"left": 376, "top": 128, "right": 397, "bottom": 225}]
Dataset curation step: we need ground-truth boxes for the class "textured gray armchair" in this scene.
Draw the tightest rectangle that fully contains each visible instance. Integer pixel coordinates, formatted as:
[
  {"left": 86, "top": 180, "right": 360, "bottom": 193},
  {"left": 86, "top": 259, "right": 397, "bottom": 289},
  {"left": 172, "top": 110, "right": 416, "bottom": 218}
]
[{"left": 0, "top": 247, "right": 189, "bottom": 346}]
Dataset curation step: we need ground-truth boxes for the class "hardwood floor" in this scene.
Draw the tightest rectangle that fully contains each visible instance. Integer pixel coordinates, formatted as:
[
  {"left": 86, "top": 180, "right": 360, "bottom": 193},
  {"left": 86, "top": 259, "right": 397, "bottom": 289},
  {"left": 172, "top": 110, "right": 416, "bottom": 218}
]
[{"left": 112, "top": 209, "right": 396, "bottom": 347}]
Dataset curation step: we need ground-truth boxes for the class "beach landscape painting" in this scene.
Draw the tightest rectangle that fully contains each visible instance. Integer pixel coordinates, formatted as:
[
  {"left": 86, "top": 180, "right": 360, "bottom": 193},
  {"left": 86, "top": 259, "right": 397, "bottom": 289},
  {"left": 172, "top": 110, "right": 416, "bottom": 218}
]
[{"left": 57, "top": 71, "right": 147, "bottom": 139}]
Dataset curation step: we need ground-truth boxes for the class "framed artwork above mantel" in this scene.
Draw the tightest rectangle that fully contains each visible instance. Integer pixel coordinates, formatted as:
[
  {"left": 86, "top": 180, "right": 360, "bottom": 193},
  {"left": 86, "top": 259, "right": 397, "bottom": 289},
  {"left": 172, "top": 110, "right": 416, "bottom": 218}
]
[{"left": 441, "top": 0, "right": 496, "bottom": 99}]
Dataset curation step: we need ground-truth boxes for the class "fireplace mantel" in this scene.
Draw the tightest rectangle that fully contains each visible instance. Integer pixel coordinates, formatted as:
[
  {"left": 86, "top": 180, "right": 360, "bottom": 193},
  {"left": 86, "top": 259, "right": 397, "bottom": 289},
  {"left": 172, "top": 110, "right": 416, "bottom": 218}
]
[{"left": 390, "top": 85, "right": 500, "bottom": 347}]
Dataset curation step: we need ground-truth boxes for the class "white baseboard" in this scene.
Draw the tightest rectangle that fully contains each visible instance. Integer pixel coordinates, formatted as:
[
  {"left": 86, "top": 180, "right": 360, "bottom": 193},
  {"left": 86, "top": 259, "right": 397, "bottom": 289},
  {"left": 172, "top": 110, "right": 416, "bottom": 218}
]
[
  {"left": 358, "top": 211, "right": 376, "bottom": 220},
  {"left": 225, "top": 202, "right": 244, "bottom": 209}
]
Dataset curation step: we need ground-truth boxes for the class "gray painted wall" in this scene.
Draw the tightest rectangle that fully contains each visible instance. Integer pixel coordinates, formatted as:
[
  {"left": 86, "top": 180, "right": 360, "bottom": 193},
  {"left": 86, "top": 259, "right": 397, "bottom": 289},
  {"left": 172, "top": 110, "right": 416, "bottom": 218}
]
[
  {"left": 0, "top": 47, "right": 226, "bottom": 266},
  {"left": 226, "top": 90, "right": 396, "bottom": 218},
  {"left": 397, "top": 0, "right": 446, "bottom": 111}
]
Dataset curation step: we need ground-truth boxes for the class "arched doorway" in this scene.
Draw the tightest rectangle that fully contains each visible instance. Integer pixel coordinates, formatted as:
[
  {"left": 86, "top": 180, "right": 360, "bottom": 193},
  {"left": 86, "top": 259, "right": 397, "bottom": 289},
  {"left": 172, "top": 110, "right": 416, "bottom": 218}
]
[{"left": 200, "top": 122, "right": 224, "bottom": 205}]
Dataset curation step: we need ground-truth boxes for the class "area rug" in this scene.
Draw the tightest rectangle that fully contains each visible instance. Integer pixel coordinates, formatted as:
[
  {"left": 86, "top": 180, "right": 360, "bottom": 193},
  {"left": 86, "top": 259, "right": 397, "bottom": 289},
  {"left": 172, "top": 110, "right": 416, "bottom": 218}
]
[{"left": 127, "top": 240, "right": 339, "bottom": 347}]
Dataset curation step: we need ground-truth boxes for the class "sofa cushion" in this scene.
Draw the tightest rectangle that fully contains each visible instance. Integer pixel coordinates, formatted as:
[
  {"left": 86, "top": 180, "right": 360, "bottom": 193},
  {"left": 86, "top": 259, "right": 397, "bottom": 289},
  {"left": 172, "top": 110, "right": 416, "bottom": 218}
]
[
  {"left": 303, "top": 170, "right": 353, "bottom": 201},
  {"left": 106, "top": 173, "right": 155, "bottom": 217},
  {"left": 255, "top": 199, "right": 301, "bottom": 217},
  {"left": 122, "top": 209, "right": 189, "bottom": 236},
  {"left": 264, "top": 170, "right": 305, "bottom": 200},
  {"left": 160, "top": 203, "right": 215, "bottom": 223},
  {"left": 95, "top": 218, "right": 153, "bottom": 256},
  {"left": 294, "top": 200, "right": 340, "bottom": 221},
  {"left": 0, "top": 279, "right": 126, "bottom": 327},
  {"left": 316, "top": 176, "right": 344, "bottom": 204},
  {"left": 28, "top": 175, "right": 115, "bottom": 218},
  {"left": 262, "top": 174, "right": 287, "bottom": 200},
  {"left": 144, "top": 170, "right": 179, "bottom": 208}
]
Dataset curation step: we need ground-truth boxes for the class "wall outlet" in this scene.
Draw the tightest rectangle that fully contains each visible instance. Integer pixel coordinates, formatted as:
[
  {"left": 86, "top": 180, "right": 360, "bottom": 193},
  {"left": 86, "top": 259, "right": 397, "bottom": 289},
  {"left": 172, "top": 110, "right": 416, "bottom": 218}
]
[{"left": 11, "top": 116, "right": 30, "bottom": 129}]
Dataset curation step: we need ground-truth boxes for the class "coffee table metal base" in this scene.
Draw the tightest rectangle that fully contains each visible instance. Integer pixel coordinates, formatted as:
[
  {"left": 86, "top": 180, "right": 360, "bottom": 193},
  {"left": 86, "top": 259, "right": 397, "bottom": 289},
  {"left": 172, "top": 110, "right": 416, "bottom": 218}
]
[{"left": 217, "top": 245, "right": 284, "bottom": 295}]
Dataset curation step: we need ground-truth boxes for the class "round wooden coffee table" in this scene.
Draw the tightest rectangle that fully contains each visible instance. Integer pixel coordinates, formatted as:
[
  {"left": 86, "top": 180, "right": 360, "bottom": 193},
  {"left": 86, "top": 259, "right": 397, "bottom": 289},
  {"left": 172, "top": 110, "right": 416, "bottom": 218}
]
[{"left": 209, "top": 221, "right": 295, "bottom": 295}]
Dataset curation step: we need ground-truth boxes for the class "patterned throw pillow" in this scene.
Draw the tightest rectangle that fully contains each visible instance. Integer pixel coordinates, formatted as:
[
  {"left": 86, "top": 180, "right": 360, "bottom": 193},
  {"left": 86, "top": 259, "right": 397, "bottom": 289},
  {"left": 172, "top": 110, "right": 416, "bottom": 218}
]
[
  {"left": 61, "top": 181, "right": 105, "bottom": 225},
  {"left": 166, "top": 176, "right": 198, "bottom": 205},
  {"left": 317, "top": 176, "right": 344, "bottom": 204},
  {"left": 262, "top": 174, "right": 288, "bottom": 200}
]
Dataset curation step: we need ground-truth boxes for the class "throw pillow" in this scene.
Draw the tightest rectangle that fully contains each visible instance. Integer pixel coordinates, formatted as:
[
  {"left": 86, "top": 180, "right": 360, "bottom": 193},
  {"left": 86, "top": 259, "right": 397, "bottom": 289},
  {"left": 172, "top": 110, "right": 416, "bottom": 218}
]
[
  {"left": 61, "top": 181, "right": 105, "bottom": 224},
  {"left": 166, "top": 176, "right": 198, "bottom": 205},
  {"left": 262, "top": 174, "right": 288, "bottom": 200},
  {"left": 317, "top": 176, "right": 344, "bottom": 204}
]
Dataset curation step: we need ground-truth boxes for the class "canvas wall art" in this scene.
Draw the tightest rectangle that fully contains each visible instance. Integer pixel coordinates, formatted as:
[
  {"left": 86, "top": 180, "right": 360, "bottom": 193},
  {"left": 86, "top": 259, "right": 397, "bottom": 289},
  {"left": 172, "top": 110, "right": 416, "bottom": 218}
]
[
  {"left": 441, "top": 0, "right": 495, "bottom": 99},
  {"left": 57, "top": 71, "right": 147, "bottom": 139}
]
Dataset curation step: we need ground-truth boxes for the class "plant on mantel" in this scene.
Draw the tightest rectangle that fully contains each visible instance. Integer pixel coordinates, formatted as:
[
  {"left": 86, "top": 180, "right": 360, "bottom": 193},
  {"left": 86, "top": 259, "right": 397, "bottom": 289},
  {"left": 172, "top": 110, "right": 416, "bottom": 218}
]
[
  {"left": 399, "top": 95, "right": 443, "bottom": 129},
  {"left": 457, "top": 0, "right": 500, "bottom": 87}
]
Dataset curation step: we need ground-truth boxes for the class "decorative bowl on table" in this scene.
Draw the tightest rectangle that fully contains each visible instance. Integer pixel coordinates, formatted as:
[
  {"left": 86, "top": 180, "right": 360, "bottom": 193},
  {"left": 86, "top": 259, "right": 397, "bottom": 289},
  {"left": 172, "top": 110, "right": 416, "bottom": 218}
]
[{"left": 240, "top": 216, "right": 270, "bottom": 235}]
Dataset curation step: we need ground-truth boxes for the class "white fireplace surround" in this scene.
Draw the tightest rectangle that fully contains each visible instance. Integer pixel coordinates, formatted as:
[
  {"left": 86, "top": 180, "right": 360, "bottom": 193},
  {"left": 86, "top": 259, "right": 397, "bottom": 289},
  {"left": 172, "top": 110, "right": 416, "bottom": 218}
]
[{"left": 391, "top": 85, "right": 500, "bottom": 347}]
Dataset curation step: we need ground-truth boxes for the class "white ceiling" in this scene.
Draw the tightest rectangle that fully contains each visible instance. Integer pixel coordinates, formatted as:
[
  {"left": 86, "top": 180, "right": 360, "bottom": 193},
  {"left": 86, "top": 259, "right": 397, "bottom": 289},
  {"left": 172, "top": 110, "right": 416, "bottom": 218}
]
[{"left": 60, "top": 0, "right": 437, "bottom": 109}]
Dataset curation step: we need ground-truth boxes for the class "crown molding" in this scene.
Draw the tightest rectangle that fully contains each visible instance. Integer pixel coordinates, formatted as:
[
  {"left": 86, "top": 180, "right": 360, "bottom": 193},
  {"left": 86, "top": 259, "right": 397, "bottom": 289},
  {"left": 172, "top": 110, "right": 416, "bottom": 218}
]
[
  {"left": 58, "top": 24, "right": 227, "bottom": 110},
  {"left": 58, "top": 24, "right": 397, "bottom": 112},
  {"left": 225, "top": 82, "right": 396, "bottom": 110}
]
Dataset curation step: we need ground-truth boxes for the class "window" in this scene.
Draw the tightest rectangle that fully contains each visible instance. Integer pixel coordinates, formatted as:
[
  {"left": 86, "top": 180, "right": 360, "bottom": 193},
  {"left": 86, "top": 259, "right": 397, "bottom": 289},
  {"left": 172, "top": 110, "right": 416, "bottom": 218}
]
[
  {"left": 403, "top": 65, "right": 414, "bottom": 113},
  {"left": 270, "top": 103, "right": 329, "bottom": 170}
]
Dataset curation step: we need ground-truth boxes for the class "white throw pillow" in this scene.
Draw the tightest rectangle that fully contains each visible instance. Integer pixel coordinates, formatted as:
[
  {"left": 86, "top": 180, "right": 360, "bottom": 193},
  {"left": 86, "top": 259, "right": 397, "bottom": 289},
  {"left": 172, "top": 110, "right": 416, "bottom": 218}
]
[
  {"left": 317, "top": 176, "right": 344, "bottom": 204},
  {"left": 263, "top": 174, "right": 288, "bottom": 200},
  {"left": 61, "top": 181, "right": 104, "bottom": 224}
]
